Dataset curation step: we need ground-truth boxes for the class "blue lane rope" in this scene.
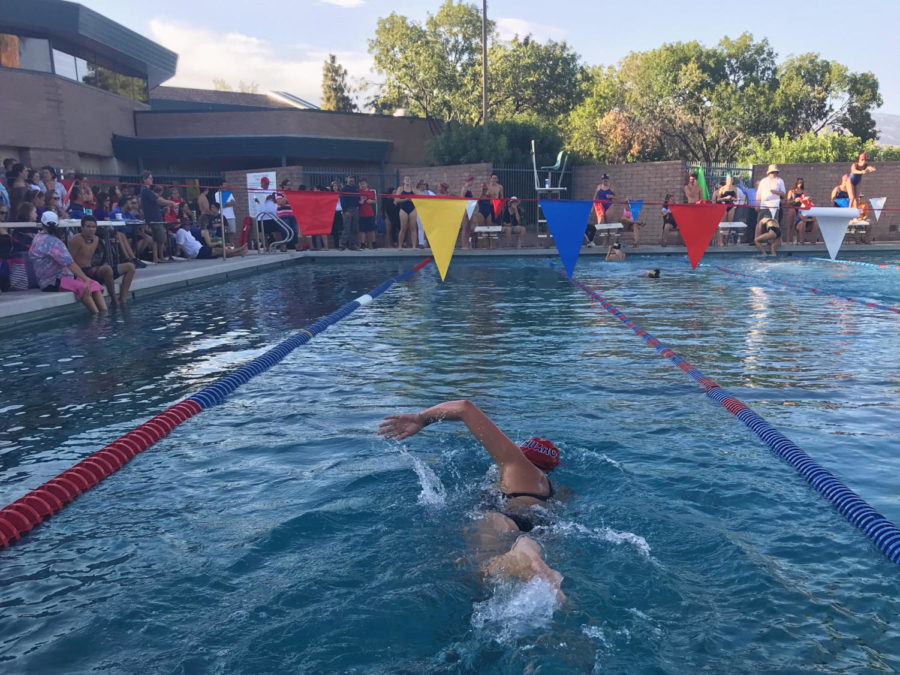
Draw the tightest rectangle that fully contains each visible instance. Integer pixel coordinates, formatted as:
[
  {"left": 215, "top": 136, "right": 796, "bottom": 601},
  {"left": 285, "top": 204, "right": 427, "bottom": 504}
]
[
  {"left": 684, "top": 258, "right": 900, "bottom": 315},
  {"left": 792, "top": 254, "right": 900, "bottom": 271},
  {"left": 187, "top": 259, "right": 432, "bottom": 410},
  {"left": 547, "top": 259, "right": 900, "bottom": 565}
]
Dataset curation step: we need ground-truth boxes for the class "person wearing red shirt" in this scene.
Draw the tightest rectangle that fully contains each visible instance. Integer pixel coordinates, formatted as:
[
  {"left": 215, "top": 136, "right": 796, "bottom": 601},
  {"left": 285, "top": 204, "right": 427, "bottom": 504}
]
[{"left": 357, "top": 178, "right": 377, "bottom": 250}]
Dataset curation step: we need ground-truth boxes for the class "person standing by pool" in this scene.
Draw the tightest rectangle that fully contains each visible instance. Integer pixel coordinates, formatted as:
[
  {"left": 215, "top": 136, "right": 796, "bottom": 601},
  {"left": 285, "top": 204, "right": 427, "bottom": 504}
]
[
  {"left": 848, "top": 152, "right": 875, "bottom": 208},
  {"left": 587, "top": 174, "right": 615, "bottom": 247},
  {"left": 831, "top": 175, "right": 851, "bottom": 207},
  {"left": 459, "top": 175, "right": 475, "bottom": 249},
  {"left": 394, "top": 176, "right": 417, "bottom": 250},
  {"left": 754, "top": 215, "right": 781, "bottom": 256},
  {"left": 755, "top": 165, "right": 786, "bottom": 237},
  {"left": 684, "top": 172, "right": 702, "bottom": 204},
  {"left": 379, "top": 400, "right": 564, "bottom": 598}
]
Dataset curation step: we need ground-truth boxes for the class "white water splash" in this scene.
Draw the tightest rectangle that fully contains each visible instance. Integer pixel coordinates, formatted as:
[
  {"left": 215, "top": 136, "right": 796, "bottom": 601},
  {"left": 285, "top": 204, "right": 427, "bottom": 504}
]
[
  {"left": 581, "top": 625, "right": 611, "bottom": 648},
  {"left": 409, "top": 453, "right": 447, "bottom": 507},
  {"left": 555, "top": 521, "right": 651, "bottom": 558},
  {"left": 599, "top": 454, "right": 624, "bottom": 471},
  {"left": 471, "top": 577, "right": 560, "bottom": 644}
]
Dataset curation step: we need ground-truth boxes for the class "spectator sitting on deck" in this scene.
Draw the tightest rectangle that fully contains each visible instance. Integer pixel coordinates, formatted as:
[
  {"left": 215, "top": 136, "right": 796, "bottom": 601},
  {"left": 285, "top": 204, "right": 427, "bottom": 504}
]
[
  {"left": 174, "top": 219, "right": 247, "bottom": 260},
  {"left": 501, "top": 196, "right": 525, "bottom": 249},
  {"left": 30, "top": 211, "right": 107, "bottom": 313},
  {"left": 660, "top": 194, "right": 679, "bottom": 246},
  {"left": 67, "top": 215, "right": 135, "bottom": 308}
]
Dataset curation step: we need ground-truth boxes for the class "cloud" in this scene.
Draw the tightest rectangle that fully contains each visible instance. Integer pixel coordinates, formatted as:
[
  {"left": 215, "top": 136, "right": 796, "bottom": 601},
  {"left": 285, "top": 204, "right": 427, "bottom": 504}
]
[
  {"left": 495, "top": 17, "right": 566, "bottom": 43},
  {"left": 148, "top": 19, "right": 373, "bottom": 105},
  {"left": 319, "top": 0, "right": 365, "bottom": 6}
]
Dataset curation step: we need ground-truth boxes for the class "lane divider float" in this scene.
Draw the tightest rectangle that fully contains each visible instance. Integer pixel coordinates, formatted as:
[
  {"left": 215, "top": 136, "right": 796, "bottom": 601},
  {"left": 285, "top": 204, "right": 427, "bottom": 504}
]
[
  {"left": 792, "top": 254, "right": 900, "bottom": 271},
  {"left": 548, "top": 259, "right": 900, "bottom": 565},
  {"left": 0, "top": 258, "right": 434, "bottom": 551},
  {"left": 691, "top": 260, "right": 900, "bottom": 315}
]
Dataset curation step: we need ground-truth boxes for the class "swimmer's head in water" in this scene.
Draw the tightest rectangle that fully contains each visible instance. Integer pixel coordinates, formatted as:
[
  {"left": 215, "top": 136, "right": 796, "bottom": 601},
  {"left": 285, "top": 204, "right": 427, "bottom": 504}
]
[
  {"left": 649, "top": 269, "right": 660, "bottom": 278},
  {"left": 520, "top": 437, "right": 561, "bottom": 470},
  {"left": 613, "top": 242, "right": 622, "bottom": 250}
]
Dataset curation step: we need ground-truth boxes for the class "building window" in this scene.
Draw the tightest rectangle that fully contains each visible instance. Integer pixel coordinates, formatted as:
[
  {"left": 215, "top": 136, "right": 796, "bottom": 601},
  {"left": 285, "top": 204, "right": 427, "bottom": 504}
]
[{"left": 0, "top": 34, "right": 52, "bottom": 72}]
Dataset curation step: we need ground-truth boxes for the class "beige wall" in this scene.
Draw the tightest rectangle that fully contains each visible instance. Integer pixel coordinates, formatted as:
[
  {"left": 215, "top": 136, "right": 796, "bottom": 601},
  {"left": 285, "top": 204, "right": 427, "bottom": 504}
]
[
  {"left": 751, "top": 162, "right": 900, "bottom": 240},
  {"left": 0, "top": 69, "right": 145, "bottom": 170},
  {"left": 134, "top": 109, "right": 434, "bottom": 167}
]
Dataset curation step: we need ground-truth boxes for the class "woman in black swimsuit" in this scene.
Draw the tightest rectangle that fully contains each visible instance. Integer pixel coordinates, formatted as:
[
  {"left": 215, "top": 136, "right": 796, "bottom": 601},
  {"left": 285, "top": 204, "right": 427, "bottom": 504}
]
[
  {"left": 379, "top": 399, "right": 564, "bottom": 598},
  {"left": 754, "top": 216, "right": 781, "bottom": 255},
  {"left": 393, "top": 175, "right": 417, "bottom": 249}
]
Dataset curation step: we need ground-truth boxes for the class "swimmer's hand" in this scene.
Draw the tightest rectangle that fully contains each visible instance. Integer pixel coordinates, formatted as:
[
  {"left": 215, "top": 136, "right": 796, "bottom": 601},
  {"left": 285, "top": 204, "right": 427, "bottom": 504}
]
[{"left": 379, "top": 413, "right": 425, "bottom": 441}]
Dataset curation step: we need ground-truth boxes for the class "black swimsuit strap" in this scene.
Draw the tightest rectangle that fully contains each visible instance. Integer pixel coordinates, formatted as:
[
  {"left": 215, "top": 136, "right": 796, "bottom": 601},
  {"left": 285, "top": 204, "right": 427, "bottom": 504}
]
[{"left": 503, "top": 480, "right": 554, "bottom": 501}]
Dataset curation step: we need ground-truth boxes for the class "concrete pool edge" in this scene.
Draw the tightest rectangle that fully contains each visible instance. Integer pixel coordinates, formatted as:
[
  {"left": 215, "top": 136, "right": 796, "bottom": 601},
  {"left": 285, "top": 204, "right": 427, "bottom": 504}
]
[{"left": 2, "top": 242, "right": 898, "bottom": 332}]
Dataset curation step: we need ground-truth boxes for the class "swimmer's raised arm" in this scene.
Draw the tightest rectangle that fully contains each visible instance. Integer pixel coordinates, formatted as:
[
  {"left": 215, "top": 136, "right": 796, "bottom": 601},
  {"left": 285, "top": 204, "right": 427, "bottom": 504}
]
[{"left": 379, "top": 400, "right": 525, "bottom": 468}]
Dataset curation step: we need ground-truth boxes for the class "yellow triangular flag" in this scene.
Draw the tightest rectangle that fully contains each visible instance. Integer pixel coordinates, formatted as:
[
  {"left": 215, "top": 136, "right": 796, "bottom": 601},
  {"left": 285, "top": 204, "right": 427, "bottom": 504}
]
[{"left": 412, "top": 198, "right": 468, "bottom": 280}]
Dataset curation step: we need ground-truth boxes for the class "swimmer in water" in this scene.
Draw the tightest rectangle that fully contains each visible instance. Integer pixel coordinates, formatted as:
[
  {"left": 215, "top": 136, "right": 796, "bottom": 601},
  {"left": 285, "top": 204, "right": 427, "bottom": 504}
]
[
  {"left": 606, "top": 241, "right": 626, "bottom": 261},
  {"left": 641, "top": 268, "right": 661, "bottom": 278},
  {"left": 379, "top": 399, "right": 565, "bottom": 599}
]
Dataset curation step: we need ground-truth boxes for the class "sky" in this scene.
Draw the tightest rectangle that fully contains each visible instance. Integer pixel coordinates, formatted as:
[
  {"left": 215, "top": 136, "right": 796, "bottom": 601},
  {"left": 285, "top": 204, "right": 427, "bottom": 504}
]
[{"left": 78, "top": 0, "right": 900, "bottom": 115}]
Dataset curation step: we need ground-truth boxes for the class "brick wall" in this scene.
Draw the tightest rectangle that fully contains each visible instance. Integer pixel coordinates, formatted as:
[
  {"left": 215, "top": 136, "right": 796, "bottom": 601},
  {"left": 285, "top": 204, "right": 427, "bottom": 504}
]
[
  {"left": 574, "top": 161, "right": 687, "bottom": 242},
  {"left": 0, "top": 69, "right": 144, "bottom": 169},
  {"left": 751, "top": 162, "right": 900, "bottom": 240},
  {"left": 135, "top": 109, "right": 434, "bottom": 167}
]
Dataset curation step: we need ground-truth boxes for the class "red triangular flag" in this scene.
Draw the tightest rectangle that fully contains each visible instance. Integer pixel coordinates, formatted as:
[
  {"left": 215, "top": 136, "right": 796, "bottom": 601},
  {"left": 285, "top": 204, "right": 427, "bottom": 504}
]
[
  {"left": 283, "top": 190, "right": 339, "bottom": 236},
  {"left": 593, "top": 200, "right": 605, "bottom": 222},
  {"left": 492, "top": 198, "right": 506, "bottom": 219},
  {"left": 669, "top": 203, "right": 727, "bottom": 268}
]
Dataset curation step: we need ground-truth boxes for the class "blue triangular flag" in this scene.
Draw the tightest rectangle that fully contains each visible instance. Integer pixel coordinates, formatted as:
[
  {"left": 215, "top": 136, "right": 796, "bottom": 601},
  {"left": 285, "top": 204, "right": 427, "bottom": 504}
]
[
  {"left": 834, "top": 197, "right": 850, "bottom": 208},
  {"left": 539, "top": 200, "right": 594, "bottom": 278},
  {"left": 627, "top": 199, "right": 644, "bottom": 221}
]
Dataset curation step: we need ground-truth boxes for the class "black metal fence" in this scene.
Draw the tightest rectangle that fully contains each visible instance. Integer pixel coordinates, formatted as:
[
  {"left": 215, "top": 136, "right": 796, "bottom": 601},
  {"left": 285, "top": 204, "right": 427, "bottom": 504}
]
[{"left": 492, "top": 163, "right": 574, "bottom": 231}]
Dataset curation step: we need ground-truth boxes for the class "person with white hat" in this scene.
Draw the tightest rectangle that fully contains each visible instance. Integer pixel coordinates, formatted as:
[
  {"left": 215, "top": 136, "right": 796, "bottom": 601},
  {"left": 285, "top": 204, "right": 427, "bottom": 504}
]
[
  {"left": 29, "top": 211, "right": 107, "bottom": 313},
  {"left": 755, "top": 164, "right": 786, "bottom": 239}
]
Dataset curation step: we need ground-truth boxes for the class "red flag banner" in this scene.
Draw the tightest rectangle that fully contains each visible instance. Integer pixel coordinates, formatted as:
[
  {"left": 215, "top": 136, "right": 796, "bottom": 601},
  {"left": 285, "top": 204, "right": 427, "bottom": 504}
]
[
  {"left": 669, "top": 203, "right": 727, "bottom": 268},
  {"left": 283, "top": 190, "right": 339, "bottom": 236},
  {"left": 593, "top": 200, "right": 605, "bottom": 223},
  {"left": 492, "top": 198, "right": 506, "bottom": 219}
]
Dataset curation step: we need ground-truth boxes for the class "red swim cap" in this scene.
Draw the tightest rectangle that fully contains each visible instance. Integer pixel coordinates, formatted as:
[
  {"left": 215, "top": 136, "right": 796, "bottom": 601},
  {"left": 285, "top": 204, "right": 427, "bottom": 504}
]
[{"left": 519, "top": 437, "right": 561, "bottom": 469}]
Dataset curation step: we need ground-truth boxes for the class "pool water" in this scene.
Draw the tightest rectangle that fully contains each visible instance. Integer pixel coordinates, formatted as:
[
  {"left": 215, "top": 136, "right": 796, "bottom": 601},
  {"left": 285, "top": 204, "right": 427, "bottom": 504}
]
[{"left": 1, "top": 253, "right": 898, "bottom": 672}]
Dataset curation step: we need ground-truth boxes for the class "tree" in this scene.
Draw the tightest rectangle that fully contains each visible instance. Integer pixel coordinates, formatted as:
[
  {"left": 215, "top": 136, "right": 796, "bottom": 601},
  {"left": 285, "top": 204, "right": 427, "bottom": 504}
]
[
  {"left": 739, "top": 132, "right": 900, "bottom": 164},
  {"left": 488, "top": 36, "right": 586, "bottom": 122},
  {"left": 563, "top": 33, "right": 883, "bottom": 163},
  {"left": 211, "top": 78, "right": 260, "bottom": 94},
  {"left": 369, "top": 1, "right": 489, "bottom": 133},
  {"left": 320, "top": 54, "right": 357, "bottom": 112},
  {"left": 426, "top": 117, "right": 563, "bottom": 165}
]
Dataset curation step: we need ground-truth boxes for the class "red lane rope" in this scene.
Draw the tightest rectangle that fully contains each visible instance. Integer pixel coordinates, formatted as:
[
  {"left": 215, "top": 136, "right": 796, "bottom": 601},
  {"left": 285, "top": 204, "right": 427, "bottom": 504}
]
[{"left": 0, "top": 400, "right": 202, "bottom": 548}]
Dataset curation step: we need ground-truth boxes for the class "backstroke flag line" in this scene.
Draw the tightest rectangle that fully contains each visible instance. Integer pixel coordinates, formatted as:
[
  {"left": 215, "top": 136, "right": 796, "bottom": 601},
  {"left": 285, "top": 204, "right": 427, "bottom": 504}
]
[
  {"left": 284, "top": 191, "right": 339, "bottom": 236},
  {"left": 413, "top": 198, "right": 468, "bottom": 280},
  {"left": 669, "top": 203, "right": 727, "bottom": 269},
  {"left": 801, "top": 207, "right": 860, "bottom": 260},
  {"left": 869, "top": 197, "right": 886, "bottom": 222},
  {"left": 540, "top": 200, "right": 594, "bottom": 278},
  {"left": 593, "top": 200, "right": 605, "bottom": 223},
  {"left": 466, "top": 200, "right": 477, "bottom": 219}
]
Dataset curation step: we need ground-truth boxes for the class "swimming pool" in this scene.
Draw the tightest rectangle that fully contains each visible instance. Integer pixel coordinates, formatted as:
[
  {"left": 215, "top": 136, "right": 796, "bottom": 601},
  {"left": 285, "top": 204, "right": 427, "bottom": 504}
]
[{"left": 1, "top": 254, "right": 898, "bottom": 672}]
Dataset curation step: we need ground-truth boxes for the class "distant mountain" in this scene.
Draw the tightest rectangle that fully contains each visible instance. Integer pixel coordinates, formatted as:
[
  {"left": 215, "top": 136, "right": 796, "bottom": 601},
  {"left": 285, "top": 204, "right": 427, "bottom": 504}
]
[{"left": 873, "top": 112, "right": 900, "bottom": 146}]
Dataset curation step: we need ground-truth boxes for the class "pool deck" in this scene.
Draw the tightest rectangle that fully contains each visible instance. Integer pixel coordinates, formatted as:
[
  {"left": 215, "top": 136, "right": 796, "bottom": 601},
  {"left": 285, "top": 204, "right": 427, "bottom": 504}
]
[{"left": 2, "top": 241, "right": 898, "bottom": 330}]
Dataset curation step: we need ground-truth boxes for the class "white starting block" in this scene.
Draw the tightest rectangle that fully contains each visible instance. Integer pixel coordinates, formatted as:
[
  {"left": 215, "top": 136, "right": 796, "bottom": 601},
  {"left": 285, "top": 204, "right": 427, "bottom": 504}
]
[
  {"left": 594, "top": 222, "right": 624, "bottom": 244},
  {"left": 718, "top": 221, "right": 747, "bottom": 245},
  {"left": 473, "top": 225, "right": 502, "bottom": 248}
]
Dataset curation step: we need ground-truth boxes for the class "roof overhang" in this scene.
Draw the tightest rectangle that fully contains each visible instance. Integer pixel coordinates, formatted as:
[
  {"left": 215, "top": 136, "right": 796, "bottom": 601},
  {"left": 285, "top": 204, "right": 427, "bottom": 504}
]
[
  {"left": 0, "top": 0, "right": 177, "bottom": 87},
  {"left": 112, "top": 134, "right": 393, "bottom": 163}
]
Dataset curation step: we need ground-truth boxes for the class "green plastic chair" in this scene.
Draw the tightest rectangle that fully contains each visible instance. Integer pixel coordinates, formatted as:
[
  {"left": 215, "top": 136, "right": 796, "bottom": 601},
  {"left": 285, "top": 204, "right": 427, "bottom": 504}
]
[{"left": 540, "top": 151, "right": 567, "bottom": 172}]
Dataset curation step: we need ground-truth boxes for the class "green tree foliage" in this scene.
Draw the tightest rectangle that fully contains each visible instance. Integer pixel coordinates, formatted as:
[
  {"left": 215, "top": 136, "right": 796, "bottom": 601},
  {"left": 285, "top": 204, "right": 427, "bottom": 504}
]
[
  {"left": 426, "top": 118, "right": 563, "bottom": 165},
  {"left": 368, "top": 1, "right": 585, "bottom": 134},
  {"left": 320, "top": 54, "right": 357, "bottom": 112},
  {"left": 566, "top": 33, "right": 882, "bottom": 163},
  {"left": 488, "top": 36, "right": 586, "bottom": 121},
  {"left": 739, "top": 132, "right": 900, "bottom": 164},
  {"left": 369, "top": 1, "right": 487, "bottom": 133},
  {"left": 211, "top": 78, "right": 260, "bottom": 94}
]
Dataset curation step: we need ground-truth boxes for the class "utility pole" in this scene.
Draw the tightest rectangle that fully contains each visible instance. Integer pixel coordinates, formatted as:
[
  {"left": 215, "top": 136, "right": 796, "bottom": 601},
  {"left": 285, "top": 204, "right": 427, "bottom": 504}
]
[{"left": 481, "top": 0, "right": 488, "bottom": 136}]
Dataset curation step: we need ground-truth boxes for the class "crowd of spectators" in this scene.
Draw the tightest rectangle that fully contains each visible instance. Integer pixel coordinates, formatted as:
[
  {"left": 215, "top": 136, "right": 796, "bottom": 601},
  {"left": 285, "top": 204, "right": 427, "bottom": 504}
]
[{"left": 0, "top": 161, "right": 245, "bottom": 309}]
